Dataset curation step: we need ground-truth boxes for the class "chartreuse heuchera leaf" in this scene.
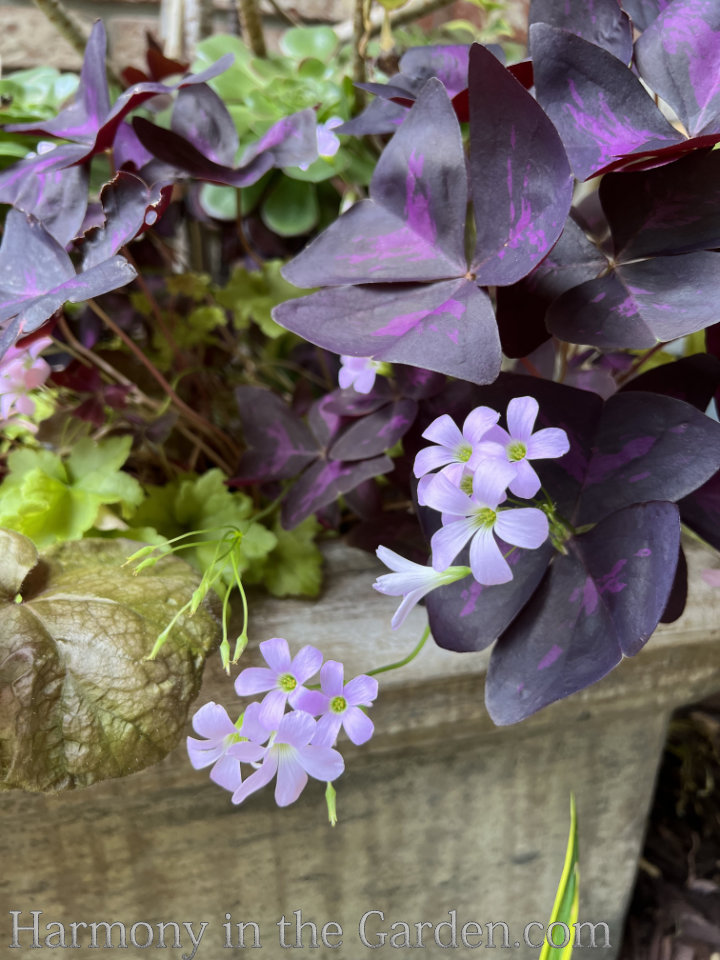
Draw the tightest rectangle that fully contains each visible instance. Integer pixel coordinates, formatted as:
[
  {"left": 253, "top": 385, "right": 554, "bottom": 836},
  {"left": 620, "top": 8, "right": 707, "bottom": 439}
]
[
  {"left": 0, "top": 529, "right": 220, "bottom": 793},
  {"left": 0, "top": 436, "right": 144, "bottom": 549},
  {"left": 274, "top": 44, "right": 573, "bottom": 384},
  {"left": 417, "top": 375, "right": 720, "bottom": 724}
]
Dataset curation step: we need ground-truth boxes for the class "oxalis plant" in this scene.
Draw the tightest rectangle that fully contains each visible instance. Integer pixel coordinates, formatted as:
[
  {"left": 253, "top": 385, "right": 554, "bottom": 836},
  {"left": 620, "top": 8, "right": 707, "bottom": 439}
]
[{"left": 1, "top": 0, "right": 720, "bottom": 819}]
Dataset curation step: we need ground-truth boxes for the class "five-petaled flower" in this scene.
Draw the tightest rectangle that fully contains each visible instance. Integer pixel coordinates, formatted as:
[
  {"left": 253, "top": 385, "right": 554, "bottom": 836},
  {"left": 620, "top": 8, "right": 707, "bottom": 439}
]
[
  {"left": 413, "top": 408, "right": 500, "bottom": 489},
  {"left": 423, "top": 467, "right": 549, "bottom": 585},
  {"left": 475, "top": 396, "right": 569, "bottom": 499},
  {"left": 227, "top": 705, "right": 344, "bottom": 807},
  {"left": 234, "top": 637, "right": 323, "bottom": 728},
  {"left": 298, "top": 660, "right": 378, "bottom": 746}
]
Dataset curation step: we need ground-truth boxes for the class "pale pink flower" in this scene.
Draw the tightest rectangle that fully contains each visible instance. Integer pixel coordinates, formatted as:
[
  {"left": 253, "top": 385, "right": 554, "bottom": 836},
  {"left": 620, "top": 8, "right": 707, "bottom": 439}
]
[
  {"left": 186, "top": 701, "right": 243, "bottom": 793},
  {"left": 228, "top": 706, "right": 344, "bottom": 807},
  {"left": 234, "top": 637, "right": 323, "bottom": 728},
  {"left": 424, "top": 467, "right": 549, "bottom": 586},
  {"left": 373, "top": 545, "right": 471, "bottom": 628},
  {"left": 475, "top": 396, "right": 569, "bottom": 499}
]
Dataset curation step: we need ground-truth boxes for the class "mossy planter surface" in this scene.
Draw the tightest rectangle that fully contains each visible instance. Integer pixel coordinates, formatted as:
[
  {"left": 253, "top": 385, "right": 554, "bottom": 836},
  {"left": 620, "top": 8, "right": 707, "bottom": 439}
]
[{"left": 1, "top": 541, "right": 719, "bottom": 959}]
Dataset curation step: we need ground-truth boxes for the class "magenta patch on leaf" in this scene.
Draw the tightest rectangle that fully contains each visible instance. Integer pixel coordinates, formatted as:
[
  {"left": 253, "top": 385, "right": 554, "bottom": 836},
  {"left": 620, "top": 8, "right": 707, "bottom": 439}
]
[{"left": 537, "top": 644, "right": 563, "bottom": 670}]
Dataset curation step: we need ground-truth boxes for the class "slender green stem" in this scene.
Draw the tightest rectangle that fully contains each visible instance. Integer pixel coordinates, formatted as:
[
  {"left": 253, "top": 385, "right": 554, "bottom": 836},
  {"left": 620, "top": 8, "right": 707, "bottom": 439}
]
[
  {"left": 367, "top": 624, "right": 431, "bottom": 677},
  {"left": 230, "top": 551, "right": 250, "bottom": 664},
  {"left": 88, "top": 298, "right": 240, "bottom": 467}
]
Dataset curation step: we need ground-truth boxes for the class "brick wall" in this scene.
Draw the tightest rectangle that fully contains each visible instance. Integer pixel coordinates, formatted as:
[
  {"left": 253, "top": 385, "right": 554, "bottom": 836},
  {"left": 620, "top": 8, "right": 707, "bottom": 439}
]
[{"left": 0, "top": 0, "right": 528, "bottom": 73}]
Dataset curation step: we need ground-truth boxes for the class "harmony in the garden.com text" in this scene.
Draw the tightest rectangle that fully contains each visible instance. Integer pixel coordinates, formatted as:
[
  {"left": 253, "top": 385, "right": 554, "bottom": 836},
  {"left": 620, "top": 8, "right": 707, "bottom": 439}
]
[{"left": 7, "top": 910, "right": 611, "bottom": 954}]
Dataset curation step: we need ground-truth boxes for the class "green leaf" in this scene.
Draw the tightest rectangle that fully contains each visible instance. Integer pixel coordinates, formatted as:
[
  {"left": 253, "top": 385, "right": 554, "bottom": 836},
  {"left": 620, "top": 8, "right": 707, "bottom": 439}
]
[
  {"left": 166, "top": 272, "right": 212, "bottom": 301},
  {"left": 540, "top": 795, "right": 579, "bottom": 960},
  {"left": 261, "top": 176, "right": 319, "bottom": 237},
  {"left": 129, "top": 470, "right": 277, "bottom": 583},
  {"left": 215, "top": 259, "right": 312, "bottom": 338},
  {"left": 199, "top": 183, "right": 238, "bottom": 221},
  {"left": 0, "top": 438, "right": 144, "bottom": 547},
  {"left": 0, "top": 530, "right": 220, "bottom": 793},
  {"left": 280, "top": 26, "right": 338, "bottom": 62},
  {"left": 247, "top": 516, "right": 324, "bottom": 597}
]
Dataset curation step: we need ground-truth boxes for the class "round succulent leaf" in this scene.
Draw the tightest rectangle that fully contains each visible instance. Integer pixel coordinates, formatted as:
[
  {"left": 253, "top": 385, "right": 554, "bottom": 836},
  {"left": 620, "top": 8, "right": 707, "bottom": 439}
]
[
  {"left": 280, "top": 27, "right": 338, "bottom": 62},
  {"left": 0, "top": 534, "right": 221, "bottom": 793},
  {"left": 261, "top": 176, "right": 319, "bottom": 236}
]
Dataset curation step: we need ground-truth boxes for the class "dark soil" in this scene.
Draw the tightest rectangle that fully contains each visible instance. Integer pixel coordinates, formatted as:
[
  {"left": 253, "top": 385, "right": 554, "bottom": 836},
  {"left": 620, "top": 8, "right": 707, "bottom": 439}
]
[{"left": 620, "top": 695, "right": 720, "bottom": 960}]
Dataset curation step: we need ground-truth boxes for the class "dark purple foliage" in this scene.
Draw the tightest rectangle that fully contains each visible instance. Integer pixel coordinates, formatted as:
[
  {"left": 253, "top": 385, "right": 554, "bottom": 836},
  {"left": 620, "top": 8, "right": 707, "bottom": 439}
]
[
  {"left": 133, "top": 103, "right": 318, "bottom": 188},
  {"left": 418, "top": 375, "right": 720, "bottom": 723},
  {"left": 274, "top": 46, "right": 573, "bottom": 383},
  {"left": 529, "top": 0, "right": 633, "bottom": 63},
  {"left": 485, "top": 501, "right": 681, "bottom": 724},
  {"left": 81, "top": 171, "right": 172, "bottom": 268},
  {"left": 0, "top": 210, "right": 136, "bottom": 357},
  {"left": 232, "top": 385, "right": 411, "bottom": 528},
  {"left": 530, "top": 15, "right": 720, "bottom": 180}
]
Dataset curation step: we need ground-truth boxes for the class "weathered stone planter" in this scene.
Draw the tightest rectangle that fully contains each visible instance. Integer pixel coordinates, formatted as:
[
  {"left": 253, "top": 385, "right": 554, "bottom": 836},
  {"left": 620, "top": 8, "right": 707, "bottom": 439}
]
[{"left": 2, "top": 540, "right": 719, "bottom": 959}]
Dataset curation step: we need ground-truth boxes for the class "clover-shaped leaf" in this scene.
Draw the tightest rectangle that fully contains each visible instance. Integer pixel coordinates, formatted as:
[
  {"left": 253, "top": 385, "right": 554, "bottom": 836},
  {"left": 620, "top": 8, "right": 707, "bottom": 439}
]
[{"left": 0, "top": 531, "right": 220, "bottom": 793}]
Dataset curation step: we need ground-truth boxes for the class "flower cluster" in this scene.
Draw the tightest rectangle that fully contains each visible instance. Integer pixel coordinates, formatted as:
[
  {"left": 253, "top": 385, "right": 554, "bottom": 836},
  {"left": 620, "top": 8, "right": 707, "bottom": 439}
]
[
  {"left": 187, "top": 637, "right": 378, "bottom": 808},
  {"left": 0, "top": 337, "right": 52, "bottom": 432},
  {"left": 374, "top": 397, "right": 569, "bottom": 627}
]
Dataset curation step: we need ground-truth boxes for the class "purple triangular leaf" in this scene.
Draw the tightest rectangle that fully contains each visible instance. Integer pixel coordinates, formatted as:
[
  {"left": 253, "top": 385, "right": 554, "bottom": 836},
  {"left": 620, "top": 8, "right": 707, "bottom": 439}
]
[
  {"left": 133, "top": 108, "right": 316, "bottom": 189},
  {"left": 398, "top": 45, "right": 470, "bottom": 99},
  {"left": 283, "top": 80, "right": 467, "bottom": 288},
  {"left": 328, "top": 397, "right": 418, "bottom": 461},
  {"left": 530, "top": 23, "right": 682, "bottom": 180},
  {"left": 600, "top": 149, "right": 720, "bottom": 258},
  {"left": 239, "top": 109, "right": 318, "bottom": 170},
  {"left": 5, "top": 20, "right": 110, "bottom": 144},
  {"left": 635, "top": 0, "right": 720, "bottom": 137},
  {"left": 81, "top": 172, "right": 172, "bottom": 269},
  {"left": 113, "top": 122, "right": 155, "bottom": 171},
  {"left": 529, "top": 0, "right": 633, "bottom": 63},
  {"left": 4, "top": 15, "right": 233, "bottom": 163},
  {"left": 336, "top": 97, "right": 407, "bottom": 137},
  {"left": 281, "top": 454, "right": 393, "bottom": 529},
  {"left": 546, "top": 252, "right": 720, "bottom": 348},
  {"left": 485, "top": 501, "right": 681, "bottom": 725},
  {"left": 0, "top": 212, "right": 136, "bottom": 356},
  {"left": 232, "top": 385, "right": 318, "bottom": 484},
  {"left": 468, "top": 43, "right": 574, "bottom": 285},
  {"left": 171, "top": 84, "right": 239, "bottom": 166},
  {"left": 426, "top": 540, "right": 555, "bottom": 653},
  {"left": 0, "top": 143, "right": 90, "bottom": 206},
  {"left": 496, "top": 217, "right": 607, "bottom": 358},
  {"left": 273, "top": 280, "right": 501, "bottom": 385},
  {"left": 307, "top": 392, "right": 345, "bottom": 448},
  {"left": 577, "top": 390, "right": 720, "bottom": 524},
  {"left": 2, "top": 161, "right": 88, "bottom": 248},
  {"left": 393, "top": 364, "right": 446, "bottom": 399}
]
